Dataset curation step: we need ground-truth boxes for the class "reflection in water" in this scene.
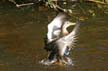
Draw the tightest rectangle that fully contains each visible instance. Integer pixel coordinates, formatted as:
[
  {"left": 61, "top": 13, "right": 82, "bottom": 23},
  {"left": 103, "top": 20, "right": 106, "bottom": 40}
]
[{"left": 0, "top": 5, "right": 108, "bottom": 71}]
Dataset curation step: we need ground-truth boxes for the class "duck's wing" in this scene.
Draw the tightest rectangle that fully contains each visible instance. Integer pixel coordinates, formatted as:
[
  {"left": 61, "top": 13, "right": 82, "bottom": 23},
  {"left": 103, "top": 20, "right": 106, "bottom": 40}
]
[
  {"left": 56, "top": 21, "right": 80, "bottom": 48},
  {"left": 47, "top": 13, "right": 68, "bottom": 43}
]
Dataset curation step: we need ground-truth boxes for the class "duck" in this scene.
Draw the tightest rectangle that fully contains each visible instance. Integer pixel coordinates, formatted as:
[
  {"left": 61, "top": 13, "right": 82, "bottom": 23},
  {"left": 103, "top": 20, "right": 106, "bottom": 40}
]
[{"left": 41, "top": 12, "right": 80, "bottom": 65}]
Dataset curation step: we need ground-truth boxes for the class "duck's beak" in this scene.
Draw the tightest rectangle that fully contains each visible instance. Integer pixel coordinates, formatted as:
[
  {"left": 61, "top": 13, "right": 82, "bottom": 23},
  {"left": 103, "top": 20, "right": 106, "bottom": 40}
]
[
  {"left": 64, "top": 21, "right": 76, "bottom": 28},
  {"left": 67, "top": 21, "right": 76, "bottom": 26}
]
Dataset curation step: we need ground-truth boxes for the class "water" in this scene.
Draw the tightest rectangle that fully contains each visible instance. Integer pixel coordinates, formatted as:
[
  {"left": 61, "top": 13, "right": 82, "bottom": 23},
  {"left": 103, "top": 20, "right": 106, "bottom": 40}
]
[{"left": 0, "top": 4, "right": 108, "bottom": 71}]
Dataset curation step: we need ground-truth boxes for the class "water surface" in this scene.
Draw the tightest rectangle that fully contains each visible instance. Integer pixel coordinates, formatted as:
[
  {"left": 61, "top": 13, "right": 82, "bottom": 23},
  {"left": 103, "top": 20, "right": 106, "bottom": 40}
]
[{"left": 0, "top": 4, "right": 108, "bottom": 71}]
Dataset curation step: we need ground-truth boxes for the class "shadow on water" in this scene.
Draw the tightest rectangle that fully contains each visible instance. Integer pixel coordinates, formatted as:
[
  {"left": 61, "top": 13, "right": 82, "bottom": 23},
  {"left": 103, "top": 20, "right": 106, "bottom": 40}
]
[{"left": 0, "top": 4, "right": 108, "bottom": 71}]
